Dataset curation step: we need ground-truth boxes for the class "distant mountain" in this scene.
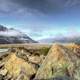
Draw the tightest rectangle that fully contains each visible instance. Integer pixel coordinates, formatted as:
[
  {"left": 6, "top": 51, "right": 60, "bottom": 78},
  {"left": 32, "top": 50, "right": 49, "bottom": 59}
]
[
  {"left": 0, "top": 25, "right": 8, "bottom": 31},
  {"left": 0, "top": 25, "right": 37, "bottom": 44},
  {"left": 39, "top": 34, "right": 80, "bottom": 44}
]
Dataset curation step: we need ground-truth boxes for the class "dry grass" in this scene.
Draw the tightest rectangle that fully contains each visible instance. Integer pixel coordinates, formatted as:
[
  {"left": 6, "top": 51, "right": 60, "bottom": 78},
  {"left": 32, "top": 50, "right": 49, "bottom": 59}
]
[{"left": 0, "top": 43, "right": 51, "bottom": 49}]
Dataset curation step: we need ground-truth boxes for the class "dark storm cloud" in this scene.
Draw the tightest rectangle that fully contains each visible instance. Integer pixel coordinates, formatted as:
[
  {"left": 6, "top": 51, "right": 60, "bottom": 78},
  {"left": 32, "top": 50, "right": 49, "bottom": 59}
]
[
  {"left": 0, "top": 0, "right": 80, "bottom": 15},
  {"left": 65, "top": 0, "right": 80, "bottom": 7},
  {"left": 9, "top": 0, "right": 80, "bottom": 14},
  {"left": 0, "top": 0, "right": 29, "bottom": 15},
  {"left": 0, "top": 0, "right": 18, "bottom": 14},
  {"left": 12, "top": 0, "right": 63, "bottom": 14}
]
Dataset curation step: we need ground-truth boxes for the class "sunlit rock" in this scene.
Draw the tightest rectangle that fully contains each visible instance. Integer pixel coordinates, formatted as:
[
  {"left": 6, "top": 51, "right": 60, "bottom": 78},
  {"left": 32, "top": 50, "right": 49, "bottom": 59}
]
[
  {"left": 35, "top": 44, "right": 80, "bottom": 80},
  {"left": 4, "top": 53, "right": 36, "bottom": 80}
]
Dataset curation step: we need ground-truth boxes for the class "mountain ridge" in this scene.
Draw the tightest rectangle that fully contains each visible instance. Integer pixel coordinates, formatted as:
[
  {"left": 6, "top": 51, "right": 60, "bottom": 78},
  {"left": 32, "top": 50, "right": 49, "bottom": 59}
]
[{"left": 0, "top": 25, "right": 37, "bottom": 44}]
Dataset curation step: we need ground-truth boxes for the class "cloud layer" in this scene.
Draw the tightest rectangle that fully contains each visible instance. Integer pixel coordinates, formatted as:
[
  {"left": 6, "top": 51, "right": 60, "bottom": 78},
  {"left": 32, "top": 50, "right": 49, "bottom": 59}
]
[{"left": 0, "top": 0, "right": 80, "bottom": 15}]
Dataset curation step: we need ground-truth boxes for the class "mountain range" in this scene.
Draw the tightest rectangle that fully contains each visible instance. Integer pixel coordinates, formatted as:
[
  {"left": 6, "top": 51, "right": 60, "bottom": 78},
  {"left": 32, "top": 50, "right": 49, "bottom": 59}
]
[
  {"left": 39, "top": 34, "right": 80, "bottom": 44},
  {"left": 0, "top": 25, "right": 37, "bottom": 44},
  {"left": 0, "top": 24, "right": 80, "bottom": 44}
]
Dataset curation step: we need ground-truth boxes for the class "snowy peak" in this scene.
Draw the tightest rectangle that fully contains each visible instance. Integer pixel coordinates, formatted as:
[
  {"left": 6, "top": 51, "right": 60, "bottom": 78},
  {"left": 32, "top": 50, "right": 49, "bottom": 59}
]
[
  {"left": 0, "top": 25, "right": 23, "bottom": 37},
  {"left": 0, "top": 25, "right": 37, "bottom": 44}
]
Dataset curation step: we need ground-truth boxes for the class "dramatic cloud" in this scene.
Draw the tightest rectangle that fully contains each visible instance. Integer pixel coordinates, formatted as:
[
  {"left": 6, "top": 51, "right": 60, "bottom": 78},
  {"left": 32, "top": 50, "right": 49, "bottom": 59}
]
[
  {"left": 0, "top": 0, "right": 80, "bottom": 15},
  {"left": 11, "top": 0, "right": 80, "bottom": 13},
  {"left": 65, "top": 0, "right": 80, "bottom": 7},
  {"left": 0, "top": 0, "right": 30, "bottom": 16},
  {"left": 0, "top": 0, "right": 80, "bottom": 40},
  {"left": 12, "top": 0, "right": 62, "bottom": 14}
]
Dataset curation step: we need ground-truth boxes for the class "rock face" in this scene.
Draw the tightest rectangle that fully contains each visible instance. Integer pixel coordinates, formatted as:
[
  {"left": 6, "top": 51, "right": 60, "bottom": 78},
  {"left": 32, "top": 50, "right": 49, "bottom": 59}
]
[
  {"left": 4, "top": 53, "right": 36, "bottom": 80},
  {"left": 35, "top": 44, "right": 80, "bottom": 80}
]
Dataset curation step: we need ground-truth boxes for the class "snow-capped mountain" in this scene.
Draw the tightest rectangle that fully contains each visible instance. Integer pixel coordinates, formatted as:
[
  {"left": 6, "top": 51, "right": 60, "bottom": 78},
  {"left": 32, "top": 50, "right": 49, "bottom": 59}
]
[{"left": 0, "top": 25, "right": 37, "bottom": 44}]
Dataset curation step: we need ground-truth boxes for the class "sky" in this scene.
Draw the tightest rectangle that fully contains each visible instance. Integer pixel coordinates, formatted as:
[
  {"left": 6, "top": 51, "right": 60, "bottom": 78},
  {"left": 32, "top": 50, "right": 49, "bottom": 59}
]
[{"left": 0, "top": 0, "right": 80, "bottom": 40}]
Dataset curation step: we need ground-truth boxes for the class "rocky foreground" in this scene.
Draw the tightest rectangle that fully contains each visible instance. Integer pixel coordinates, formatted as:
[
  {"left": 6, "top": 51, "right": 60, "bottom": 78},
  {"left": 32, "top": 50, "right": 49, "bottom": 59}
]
[{"left": 0, "top": 43, "right": 80, "bottom": 80}]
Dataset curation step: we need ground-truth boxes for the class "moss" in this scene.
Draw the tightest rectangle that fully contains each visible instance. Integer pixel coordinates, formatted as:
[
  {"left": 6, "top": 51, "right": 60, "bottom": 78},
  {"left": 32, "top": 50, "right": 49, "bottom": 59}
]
[
  {"left": 62, "top": 63, "right": 69, "bottom": 71},
  {"left": 40, "top": 47, "right": 50, "bottom": 55}
]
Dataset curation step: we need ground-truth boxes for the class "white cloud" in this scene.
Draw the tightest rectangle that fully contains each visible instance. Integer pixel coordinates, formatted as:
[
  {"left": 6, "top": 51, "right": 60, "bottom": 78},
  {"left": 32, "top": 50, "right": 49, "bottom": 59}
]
[{"left": 0, "top": 29, "right": 22, "bottom": 37}]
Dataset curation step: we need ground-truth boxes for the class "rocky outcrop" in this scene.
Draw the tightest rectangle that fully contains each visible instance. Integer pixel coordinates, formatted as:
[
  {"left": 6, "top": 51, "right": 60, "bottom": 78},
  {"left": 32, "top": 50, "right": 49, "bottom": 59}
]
[
  {"left": 0, "top": 43, "right": 80, "bottom": 80},
  {"left": 0, "top": 46, "right": 49, "bottom": 80},
  {"left": 35, "top": 43, "right": 80, "bottom": 80},
  {"left": 5, "top": 53, "right": 36, "bottom": 80},
  {"left": 0, "top": 53, "right": 36, "bottom": 80}
]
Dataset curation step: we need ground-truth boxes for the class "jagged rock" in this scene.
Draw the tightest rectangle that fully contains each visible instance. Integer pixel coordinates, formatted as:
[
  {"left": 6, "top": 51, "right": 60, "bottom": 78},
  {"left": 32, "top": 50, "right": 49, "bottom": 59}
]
[
  {"left": 0, "top": 69, "right": 7, "bottom": 76},
  {"left": 28, "top": 55, "right": 41, "bottom": 64},
  {"left": 3, "top": 74, "right": 12, "bottom": 80},
  {"left": 65, "top": 43, "right": 80, "bottom": 57},
  {"left": 0, "top": 43, "right": 80, "bottom": 80},
  {"left": 16, "top": 73, "right": 29, "bottom": 80},
  {"left": 0, "top": 74, "right": 3, "bottom": 80},
  {"left": 16, "top": 48, "right": 31, "bottom": 61},
  {"left": 40, "top": 55, "right": 45, "bottom": 64},
  {"left": 4, "top": 53, "right": 36, "bottom": 80},
  {"left": 35, "top": 44, "right": 80, "bottom": 80},
  {"left": 16, "top": 52, "right": 29, "bottom": 61},
  {"left": 0, "top": 62, "right": 4, "bottom": 69}
]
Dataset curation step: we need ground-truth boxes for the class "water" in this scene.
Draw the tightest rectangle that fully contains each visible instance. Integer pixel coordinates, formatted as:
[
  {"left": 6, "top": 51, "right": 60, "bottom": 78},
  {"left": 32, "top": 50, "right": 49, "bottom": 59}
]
[{"left": 0, "top": 49, "right": 9, "bottom": 53}]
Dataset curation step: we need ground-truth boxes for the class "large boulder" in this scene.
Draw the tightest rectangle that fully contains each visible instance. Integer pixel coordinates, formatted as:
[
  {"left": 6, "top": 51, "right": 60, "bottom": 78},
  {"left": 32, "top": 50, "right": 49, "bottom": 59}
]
[
  {"left": 35, "top": 44, "right": 80, "bottom": 80},
  {"left": 4, "top": 53, "right": 36, "bottom": 80}
]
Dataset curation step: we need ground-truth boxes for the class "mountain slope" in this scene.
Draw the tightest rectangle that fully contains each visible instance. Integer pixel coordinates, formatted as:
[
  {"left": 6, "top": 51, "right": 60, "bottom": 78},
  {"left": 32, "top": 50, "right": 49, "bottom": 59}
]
[{"left": 0, "top": 25, "right": 37, "bottom": 44}]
